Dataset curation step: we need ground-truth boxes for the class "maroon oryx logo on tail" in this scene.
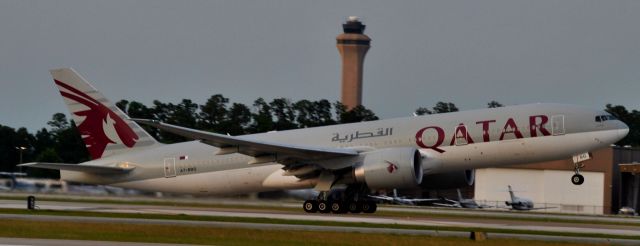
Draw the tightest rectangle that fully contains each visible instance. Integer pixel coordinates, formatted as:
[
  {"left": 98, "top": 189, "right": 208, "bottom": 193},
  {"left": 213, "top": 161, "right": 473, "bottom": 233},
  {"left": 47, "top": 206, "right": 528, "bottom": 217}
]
[{"left": 55, "top": 79, "right": 138, "bottom": 159}]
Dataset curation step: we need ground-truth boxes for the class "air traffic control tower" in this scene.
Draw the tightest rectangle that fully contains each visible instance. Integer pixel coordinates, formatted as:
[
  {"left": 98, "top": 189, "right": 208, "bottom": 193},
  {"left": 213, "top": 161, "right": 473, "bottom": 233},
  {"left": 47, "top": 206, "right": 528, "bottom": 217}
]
[{"left": 337, "top": 16, "right": 370, "bottom": 110}]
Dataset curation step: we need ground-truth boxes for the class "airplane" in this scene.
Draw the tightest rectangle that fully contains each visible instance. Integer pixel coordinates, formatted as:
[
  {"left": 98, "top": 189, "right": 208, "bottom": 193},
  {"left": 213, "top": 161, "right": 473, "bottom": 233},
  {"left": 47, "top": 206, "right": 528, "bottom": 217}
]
[
  {"left": 368, "top": 189, "right": 439, "bottom": 205},
  {"left": 504, "top": 185, "right": 553, "bottom": 211},
  {"left": 21, "top": 68, "right": 628, "bottom": 214},
  {"left": 0, "top": 172, "right": 67, "bottom": 192},
  {"left": 430, "top": 189, "right": 491, "bottom": 209},
  {"left": 0, "top": 172, "right": 26, "bottom": 191}
]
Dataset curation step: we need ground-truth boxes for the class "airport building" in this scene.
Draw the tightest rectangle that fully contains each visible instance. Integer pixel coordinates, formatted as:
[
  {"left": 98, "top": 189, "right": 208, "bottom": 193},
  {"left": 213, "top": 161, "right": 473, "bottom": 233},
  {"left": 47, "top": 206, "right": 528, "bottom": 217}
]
[{"left": 474, "top": 146, "right": 640, "bottom": 214}]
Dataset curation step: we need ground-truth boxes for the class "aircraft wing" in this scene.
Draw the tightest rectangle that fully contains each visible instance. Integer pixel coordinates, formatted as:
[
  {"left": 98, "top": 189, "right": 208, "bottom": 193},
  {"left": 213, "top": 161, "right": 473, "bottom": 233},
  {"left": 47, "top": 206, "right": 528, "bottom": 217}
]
[
  {"left": 132, "top": 119, "right": 359, "bottom": 163},
  {"left": 18, "top": 162, "right": 135, "bottom": 174}
]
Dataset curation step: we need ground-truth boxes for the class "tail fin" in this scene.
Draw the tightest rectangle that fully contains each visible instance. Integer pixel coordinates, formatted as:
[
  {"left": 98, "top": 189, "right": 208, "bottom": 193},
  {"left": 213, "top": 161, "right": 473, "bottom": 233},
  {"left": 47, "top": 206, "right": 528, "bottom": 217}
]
[
  {"left": 508, "top": 185, "right": 516, "bottom": 202},
  {"left": 50, "top": 68, "right": 160, "bottom": 160}
]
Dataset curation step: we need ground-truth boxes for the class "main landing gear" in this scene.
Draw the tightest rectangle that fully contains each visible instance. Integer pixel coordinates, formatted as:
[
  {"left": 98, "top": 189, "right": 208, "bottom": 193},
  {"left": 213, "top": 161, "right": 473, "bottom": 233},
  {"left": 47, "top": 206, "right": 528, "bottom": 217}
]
[
  {"left": 572, "top": 162, "right": 585, "bottom": 185},
  {"left": 303, "top": 199, "right": 377, "bottom": 214},
  {"left": 303, "top": 185, "right": 378, "bottom": 214}
]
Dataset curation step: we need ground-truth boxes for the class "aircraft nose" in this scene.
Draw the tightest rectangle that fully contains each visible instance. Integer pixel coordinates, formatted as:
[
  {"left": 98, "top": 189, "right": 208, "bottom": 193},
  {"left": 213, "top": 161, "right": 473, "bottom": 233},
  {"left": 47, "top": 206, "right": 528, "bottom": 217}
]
[{"left": 618, "top": 122, "right": 629, "bottom": 139}]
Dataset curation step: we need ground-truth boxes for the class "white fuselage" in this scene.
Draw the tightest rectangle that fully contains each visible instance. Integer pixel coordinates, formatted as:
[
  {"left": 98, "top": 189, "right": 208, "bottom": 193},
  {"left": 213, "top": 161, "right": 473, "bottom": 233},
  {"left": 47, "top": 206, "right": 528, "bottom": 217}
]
[{"left": 61, "top": 103, "right": 628, "bottom": 195}]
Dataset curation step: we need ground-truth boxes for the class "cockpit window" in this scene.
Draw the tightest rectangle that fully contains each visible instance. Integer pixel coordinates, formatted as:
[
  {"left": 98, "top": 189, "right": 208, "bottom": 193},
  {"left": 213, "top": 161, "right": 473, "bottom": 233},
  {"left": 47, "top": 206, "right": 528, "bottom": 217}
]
[{"left": 595, "top": 115, "right": 618, "bottom": 122}]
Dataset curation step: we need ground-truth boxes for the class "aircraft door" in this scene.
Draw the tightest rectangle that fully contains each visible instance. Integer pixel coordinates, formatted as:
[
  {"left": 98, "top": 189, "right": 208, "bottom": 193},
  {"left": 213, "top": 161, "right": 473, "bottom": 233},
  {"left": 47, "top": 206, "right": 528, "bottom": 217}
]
[
  {"left": 551, "top": 115, "right": 565, "bottom": 136},
  {"left": 164, "top": 158, "right": 176, "bottom": 178}
]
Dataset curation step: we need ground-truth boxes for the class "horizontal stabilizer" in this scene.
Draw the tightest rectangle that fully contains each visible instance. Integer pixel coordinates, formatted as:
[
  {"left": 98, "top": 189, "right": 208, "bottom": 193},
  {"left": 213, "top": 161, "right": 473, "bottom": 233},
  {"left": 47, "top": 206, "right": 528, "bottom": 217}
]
[{"left": 18, "top": 162, "right": 135, "bottom": 174}]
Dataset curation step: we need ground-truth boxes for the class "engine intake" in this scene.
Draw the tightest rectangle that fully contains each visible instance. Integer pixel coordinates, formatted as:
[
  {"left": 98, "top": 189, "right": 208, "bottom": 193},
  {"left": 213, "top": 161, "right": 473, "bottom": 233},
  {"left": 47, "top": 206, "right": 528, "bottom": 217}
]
[{"left": 354, "top": 147, "right": 423, "bottom": 190}]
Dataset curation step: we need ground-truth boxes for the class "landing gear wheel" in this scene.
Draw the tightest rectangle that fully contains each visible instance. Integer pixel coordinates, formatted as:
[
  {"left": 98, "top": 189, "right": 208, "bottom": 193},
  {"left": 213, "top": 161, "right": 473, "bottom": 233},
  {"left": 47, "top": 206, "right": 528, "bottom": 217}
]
[
  {"left": 317, "top": 200, "right": 331, "bottom": 213},
  {"left": 330, "top": 201, "right": 346, "bottom": 214},
  {"left": 347, "top": 201, "right": 362, "bottom": 213},
  {"left": 303, "top": 200, "right": 317, "bottom": 213},
  {"left": 572, "top": 162, "right": 585, "bottom": 185},
  {"left": 362, "top": 201, "right": 377, "bottom": 213},
  {"left": 571, "top": 174, "right": 585, "bottom": 185}
]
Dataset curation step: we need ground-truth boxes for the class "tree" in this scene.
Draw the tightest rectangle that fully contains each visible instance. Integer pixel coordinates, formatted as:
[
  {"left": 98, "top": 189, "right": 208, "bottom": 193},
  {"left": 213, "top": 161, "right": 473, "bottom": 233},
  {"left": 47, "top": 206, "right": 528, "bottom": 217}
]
[
  {"left": 414, "top": 107, "right": 432, "bottom": 116},
  {"left": 47, "top": 113, "right": 69, "bottom": 133},
  {"left": 0, "top": 125, "right": 20, "bottom": 172},
  {"left": 157, "top": 99, "right": 199, "bottom": 143},
  {"left": 126, "top": 101, "right": 159, "bottom": 139},
  {"left": 335, "top": 102, "right": 378, "bottom": 123},
  {"left": 33, "top": 128, "right": 55, "bottom": 157},
  {"left": 270, "top": 98, "right": 297, "bottom": 130},
  {"left": 295, "top": 99, "right": 336, "bottom": 127},
  {"left": 487, "top": 101, "right": 504, "bottom": 108},
  {"left": 115, "top": 99, "right": 129, "bottom": 112},
  {"left": 314, "top": 99, "right": 336, "bottom": 126},
  {"left": 199, "top": 94, "right": 229, "bottom": 133},
  {"left": 293, "top": 99, "right": 315, "bottom": 128},
  {"left": 53, "top": 120, "right": 90, "bottom": 164},
  {"left": 415, "top": 102, "right": 459, "bottom": 115},
  {"left": 225, "top": 103, "right": 252, "bottom": 135},
  {"left": 432, "top": 102, "right": 459, "bottom": 114},
  {"left": 249, "top": 98, "right": 274, "bottom": 133}
]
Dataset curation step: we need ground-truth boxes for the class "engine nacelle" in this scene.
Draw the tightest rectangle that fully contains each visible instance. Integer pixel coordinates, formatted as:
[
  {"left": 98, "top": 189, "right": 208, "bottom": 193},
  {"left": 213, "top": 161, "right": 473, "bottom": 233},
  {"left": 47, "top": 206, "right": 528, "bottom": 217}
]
[
  {"left": 420, "top": 169, "right": 475, "bottom": 189},
  {"left": 353, "top": 147, "right": 423, "bottom": 190}
]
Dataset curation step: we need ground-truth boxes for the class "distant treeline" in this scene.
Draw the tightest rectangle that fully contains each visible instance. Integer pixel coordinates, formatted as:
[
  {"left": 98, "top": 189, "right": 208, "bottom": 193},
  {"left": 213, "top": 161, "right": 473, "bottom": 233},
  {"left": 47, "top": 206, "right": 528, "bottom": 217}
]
[{"left": 0, "top": 95, "right": 637, "bottom": 178}]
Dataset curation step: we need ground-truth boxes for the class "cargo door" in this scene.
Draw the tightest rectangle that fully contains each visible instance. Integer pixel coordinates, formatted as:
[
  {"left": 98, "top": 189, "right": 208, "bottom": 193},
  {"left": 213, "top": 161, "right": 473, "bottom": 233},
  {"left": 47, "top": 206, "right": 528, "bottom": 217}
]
[{"left": 164, "top": 158, "right": 176, "bottom": 178}]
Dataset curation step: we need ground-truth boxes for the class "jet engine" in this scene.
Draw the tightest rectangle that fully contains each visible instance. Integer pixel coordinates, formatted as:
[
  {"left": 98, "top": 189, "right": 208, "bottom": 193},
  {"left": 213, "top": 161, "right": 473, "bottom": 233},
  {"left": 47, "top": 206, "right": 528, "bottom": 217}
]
[
  {"left": 353, "top": 147, "right": 423, "bottom": 190},
  {"left": 420, "top": 169, "right": 475, "bottom": 189}
]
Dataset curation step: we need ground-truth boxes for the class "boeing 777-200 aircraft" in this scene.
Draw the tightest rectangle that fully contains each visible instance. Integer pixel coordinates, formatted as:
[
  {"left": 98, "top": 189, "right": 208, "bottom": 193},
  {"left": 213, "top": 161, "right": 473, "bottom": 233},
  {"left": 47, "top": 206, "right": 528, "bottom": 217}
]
[{"left": 22, "top": 68, "right": 629, "bottom": 214}]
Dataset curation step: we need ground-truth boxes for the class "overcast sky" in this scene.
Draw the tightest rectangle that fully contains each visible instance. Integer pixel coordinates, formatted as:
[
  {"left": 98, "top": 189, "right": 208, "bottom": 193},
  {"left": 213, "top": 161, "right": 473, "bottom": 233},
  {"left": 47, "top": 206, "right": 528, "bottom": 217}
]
[{"left": 1, "top": 0, "right": 639, "bottom": 131}]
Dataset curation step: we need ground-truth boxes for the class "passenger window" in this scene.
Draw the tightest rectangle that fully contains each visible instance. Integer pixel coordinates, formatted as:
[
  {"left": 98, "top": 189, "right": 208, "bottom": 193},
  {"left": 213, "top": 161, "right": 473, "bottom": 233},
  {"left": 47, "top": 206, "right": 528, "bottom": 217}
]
[{"left": 595, "top": 116, "right": 601, "bottom": 122}]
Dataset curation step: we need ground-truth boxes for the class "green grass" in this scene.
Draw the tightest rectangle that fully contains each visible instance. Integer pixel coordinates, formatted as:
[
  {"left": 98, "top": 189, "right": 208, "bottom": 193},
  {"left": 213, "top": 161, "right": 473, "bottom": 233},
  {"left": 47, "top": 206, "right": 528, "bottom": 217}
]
[
  {"left": 0, "top": 219, "right": 604, "bottom": 246},
  {"left": 0, "top": 208, "right": 638, "bottom": 241}
]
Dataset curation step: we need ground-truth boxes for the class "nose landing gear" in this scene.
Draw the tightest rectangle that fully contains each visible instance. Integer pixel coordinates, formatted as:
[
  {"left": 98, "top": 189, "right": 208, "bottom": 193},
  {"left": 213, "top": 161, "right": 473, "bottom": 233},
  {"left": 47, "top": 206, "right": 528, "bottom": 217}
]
[{"left": 571, "top": 152, "right": 591, "bottom": 185}]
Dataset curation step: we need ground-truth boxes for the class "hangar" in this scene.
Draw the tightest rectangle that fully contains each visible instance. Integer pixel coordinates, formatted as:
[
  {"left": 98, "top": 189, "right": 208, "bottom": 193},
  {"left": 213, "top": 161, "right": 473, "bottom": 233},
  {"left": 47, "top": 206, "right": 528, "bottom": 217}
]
[{"left": 474, "top": 146, "right": 640, "bottom": 214}]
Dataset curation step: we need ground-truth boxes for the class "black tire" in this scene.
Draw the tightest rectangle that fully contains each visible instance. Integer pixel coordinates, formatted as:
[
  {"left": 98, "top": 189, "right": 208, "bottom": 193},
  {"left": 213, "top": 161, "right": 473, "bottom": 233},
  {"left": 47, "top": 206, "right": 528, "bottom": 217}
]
[
  {"left": 362, "top": 201, "right": 377, "bottom": 213},
  {"left": 330, "top": 201, "right": 345, "bottom": 214},
  {"left": 571, "top": 174, "right": 585, "bottom": 185},
  {"left": 303, "top": 200, "right": 317, "bottom": 213},
  {"left": 348, "top": 201, "right": 362, "bottom": 213},
  {"left": 318, "top": 200, "right": 331, "bottom": 213}
]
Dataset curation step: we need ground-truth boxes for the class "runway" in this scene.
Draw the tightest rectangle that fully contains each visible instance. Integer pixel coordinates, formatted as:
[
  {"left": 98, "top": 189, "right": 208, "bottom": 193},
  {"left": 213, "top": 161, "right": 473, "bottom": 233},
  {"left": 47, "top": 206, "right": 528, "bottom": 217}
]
[{"left": 0, "top": 197, "right": 639, "bottom": 245}]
